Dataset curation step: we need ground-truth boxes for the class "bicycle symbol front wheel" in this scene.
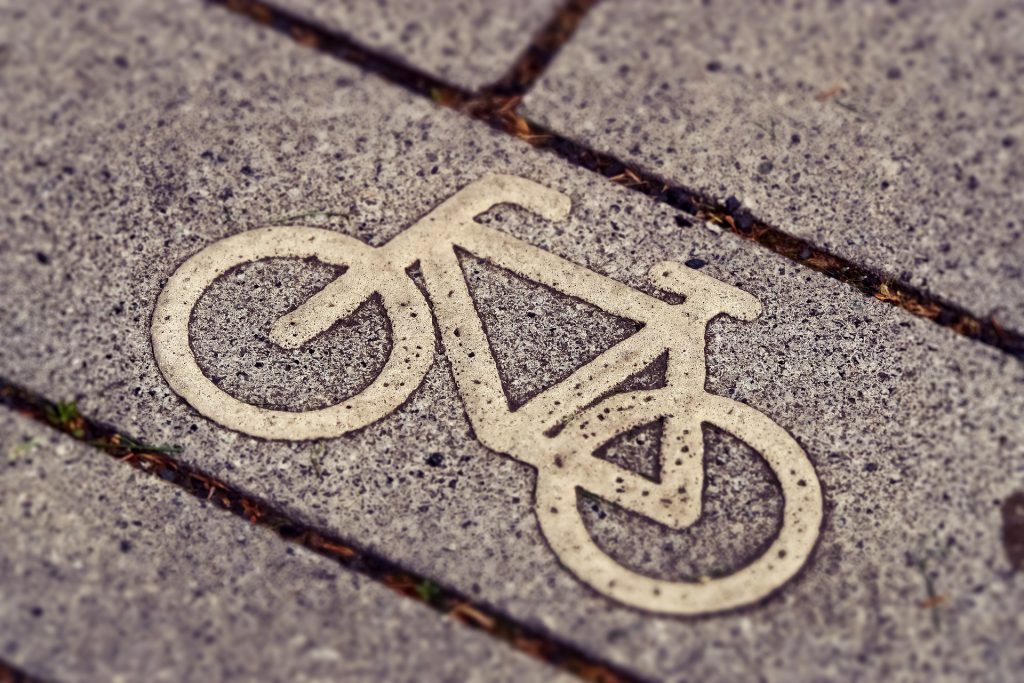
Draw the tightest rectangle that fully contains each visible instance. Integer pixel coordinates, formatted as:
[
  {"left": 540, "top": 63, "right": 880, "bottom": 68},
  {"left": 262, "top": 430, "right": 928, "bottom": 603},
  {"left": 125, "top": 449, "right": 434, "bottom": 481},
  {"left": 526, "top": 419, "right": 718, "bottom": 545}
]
[
  {"left": 152, "top": 226, "right": 435, "bottom": 440},
  {"left": 533, "top": 394, "right": 822, "bottom": 615}
]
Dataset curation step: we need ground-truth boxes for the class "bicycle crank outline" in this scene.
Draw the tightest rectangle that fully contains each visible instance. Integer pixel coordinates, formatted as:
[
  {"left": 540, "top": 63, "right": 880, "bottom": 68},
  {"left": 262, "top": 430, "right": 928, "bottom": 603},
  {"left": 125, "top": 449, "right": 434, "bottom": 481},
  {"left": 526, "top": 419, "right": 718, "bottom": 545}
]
[{"left": 152, "top": 174, "right": 823, "bottom": 615}]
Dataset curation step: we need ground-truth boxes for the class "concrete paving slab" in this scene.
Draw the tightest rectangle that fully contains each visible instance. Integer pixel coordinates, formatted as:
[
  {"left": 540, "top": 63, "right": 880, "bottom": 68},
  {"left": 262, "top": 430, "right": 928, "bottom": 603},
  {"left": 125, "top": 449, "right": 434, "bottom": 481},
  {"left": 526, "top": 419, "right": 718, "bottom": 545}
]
[
  {"left": 523, "top": 0, "right": 1024, "bottom": 331},
  {"left": 275, "top": 0, "right": 562, "bottom": 91},
  {"left": 0, "top": 409, "right": 572, "bottom": 683},
  {"left": 1, "top": 0, "right": 1023, "bottom": 681}
]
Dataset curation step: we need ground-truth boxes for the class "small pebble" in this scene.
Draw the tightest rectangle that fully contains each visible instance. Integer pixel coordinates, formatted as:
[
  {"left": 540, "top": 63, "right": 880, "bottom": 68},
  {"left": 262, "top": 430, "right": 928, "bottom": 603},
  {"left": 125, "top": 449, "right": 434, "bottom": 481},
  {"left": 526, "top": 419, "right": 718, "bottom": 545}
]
[{"left": 667, "top": 187, "right": 697, "bottom": 214}]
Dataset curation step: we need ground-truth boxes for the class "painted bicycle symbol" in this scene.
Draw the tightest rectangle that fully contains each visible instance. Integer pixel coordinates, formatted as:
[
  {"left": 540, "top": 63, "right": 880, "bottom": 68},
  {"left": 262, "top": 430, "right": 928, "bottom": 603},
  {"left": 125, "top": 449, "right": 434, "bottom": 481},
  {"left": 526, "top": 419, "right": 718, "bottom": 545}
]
[{"left": 152, "top": 174, "right": 822, "bottom": 615}]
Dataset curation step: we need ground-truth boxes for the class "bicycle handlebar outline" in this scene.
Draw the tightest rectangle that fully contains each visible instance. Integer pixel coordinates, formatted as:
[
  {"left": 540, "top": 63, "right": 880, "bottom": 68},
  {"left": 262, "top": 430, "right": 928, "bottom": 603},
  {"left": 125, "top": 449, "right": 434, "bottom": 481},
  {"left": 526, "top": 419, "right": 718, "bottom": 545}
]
[{"left": 270, "top": 174, "right": 761, "bottom": 351}]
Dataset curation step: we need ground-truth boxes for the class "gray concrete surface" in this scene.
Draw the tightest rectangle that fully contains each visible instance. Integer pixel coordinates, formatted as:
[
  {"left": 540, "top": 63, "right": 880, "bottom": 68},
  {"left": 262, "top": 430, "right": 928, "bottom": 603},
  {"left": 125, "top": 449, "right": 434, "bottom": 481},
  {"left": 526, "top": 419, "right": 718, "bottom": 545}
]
[
  {"left": 523, "top": 0, "right": 1024, "bottom": 331},
  {"left": 278, "top": 0, "right": 561, "bottom": 90},
  {"left": 0, "top": 410, "right": 571, "bottom": 683},
  {"left": 1, "top": 0, "right": 1023, "bottom": 681}
]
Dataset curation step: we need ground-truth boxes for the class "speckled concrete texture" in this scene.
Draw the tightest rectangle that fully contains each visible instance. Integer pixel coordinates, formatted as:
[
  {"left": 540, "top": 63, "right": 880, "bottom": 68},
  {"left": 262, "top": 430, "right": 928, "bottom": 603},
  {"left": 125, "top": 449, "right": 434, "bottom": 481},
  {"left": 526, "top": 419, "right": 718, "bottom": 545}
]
[
  {"left": 277, "top": 0, "right": 561, "bottom": 90},
  {"left": 523, "top": 0, "right": 1024, "bottom": 331},
  {"left": 191, "top": 258, "right": 391, "bottom": 412},
  {"left": 0, "top": 410, "right": 571, "bottom": 683},
  {"left": 1, "top": 0, "right": 1023, "bottom": 681}
]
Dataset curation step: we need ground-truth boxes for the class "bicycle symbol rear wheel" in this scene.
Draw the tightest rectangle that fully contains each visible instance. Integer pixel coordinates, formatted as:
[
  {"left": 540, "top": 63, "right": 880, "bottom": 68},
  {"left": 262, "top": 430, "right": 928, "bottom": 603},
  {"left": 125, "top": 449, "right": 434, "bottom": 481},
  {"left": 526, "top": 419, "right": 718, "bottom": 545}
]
[
  {"left": 152, "top": 226, "right": 434, "bottom": 440},
  {"left": 534, "top": 393, "right": 821, "bottom": 615}
]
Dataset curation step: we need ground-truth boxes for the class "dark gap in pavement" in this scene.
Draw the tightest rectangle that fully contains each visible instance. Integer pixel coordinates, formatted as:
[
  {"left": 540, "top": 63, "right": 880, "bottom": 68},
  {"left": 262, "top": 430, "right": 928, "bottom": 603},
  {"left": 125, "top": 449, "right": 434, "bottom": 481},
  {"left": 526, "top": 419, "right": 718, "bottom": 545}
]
[
  {"left": 0, "top": 381, "right": 648, "bottom": 683},
  {"left": 1002, "top": 491, "right": 1024, "bottom": 571},
  {"left": 214, "top": 0, "right": 473, "bottom": 103},
  {"left": 0, "top": 660, "right": 47, "bottom": 683},
  {"left": 209, "top": 0, "right": 1024, "bottom": 362},
  {"left": 482, "top": 0, "right": 600, "bottom": 97}
]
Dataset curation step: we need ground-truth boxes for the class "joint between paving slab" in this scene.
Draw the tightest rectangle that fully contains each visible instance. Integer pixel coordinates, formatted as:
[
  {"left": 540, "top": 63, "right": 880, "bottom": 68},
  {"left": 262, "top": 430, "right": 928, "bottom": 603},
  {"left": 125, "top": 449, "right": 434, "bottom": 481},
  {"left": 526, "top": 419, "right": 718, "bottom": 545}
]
[
  {"left": 0, "top": 660, "right": 47, "bottom": 683},
  {"left": 0, "top": 381, "right": 647, "bottom": 683},
  {"left": 209, "top": 0, "right": 1024, "bottom": 362},
  {"left": 480, "top": 0, "right": 600, "bottom": 98},
  {"left": 217, "top": 0, "right": 474, "bottom": 103}
]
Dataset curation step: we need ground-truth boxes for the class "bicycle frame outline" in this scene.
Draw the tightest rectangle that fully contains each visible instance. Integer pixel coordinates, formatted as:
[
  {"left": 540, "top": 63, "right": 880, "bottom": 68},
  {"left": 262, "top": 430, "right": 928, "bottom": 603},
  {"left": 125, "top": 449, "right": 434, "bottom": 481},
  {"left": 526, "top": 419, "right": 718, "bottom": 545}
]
[{"left": 152, "top": 174, "right": 823, "bottom": 615}]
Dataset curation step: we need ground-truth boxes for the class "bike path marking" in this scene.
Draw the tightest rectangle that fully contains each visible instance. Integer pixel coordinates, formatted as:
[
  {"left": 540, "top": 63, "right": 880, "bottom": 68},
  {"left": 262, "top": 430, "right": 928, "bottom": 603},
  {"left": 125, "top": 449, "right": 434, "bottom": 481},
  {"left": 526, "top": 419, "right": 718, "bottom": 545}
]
[{"left": 152, "top": 174, "right": 823, "bottom": 615}]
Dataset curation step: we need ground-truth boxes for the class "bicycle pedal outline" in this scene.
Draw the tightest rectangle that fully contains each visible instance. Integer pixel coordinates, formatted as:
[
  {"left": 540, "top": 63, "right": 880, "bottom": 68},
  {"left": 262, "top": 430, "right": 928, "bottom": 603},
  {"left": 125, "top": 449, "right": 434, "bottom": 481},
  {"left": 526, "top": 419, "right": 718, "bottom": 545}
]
[{"left": 152, "top": 174, "right": 823, "bottom": 615}]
